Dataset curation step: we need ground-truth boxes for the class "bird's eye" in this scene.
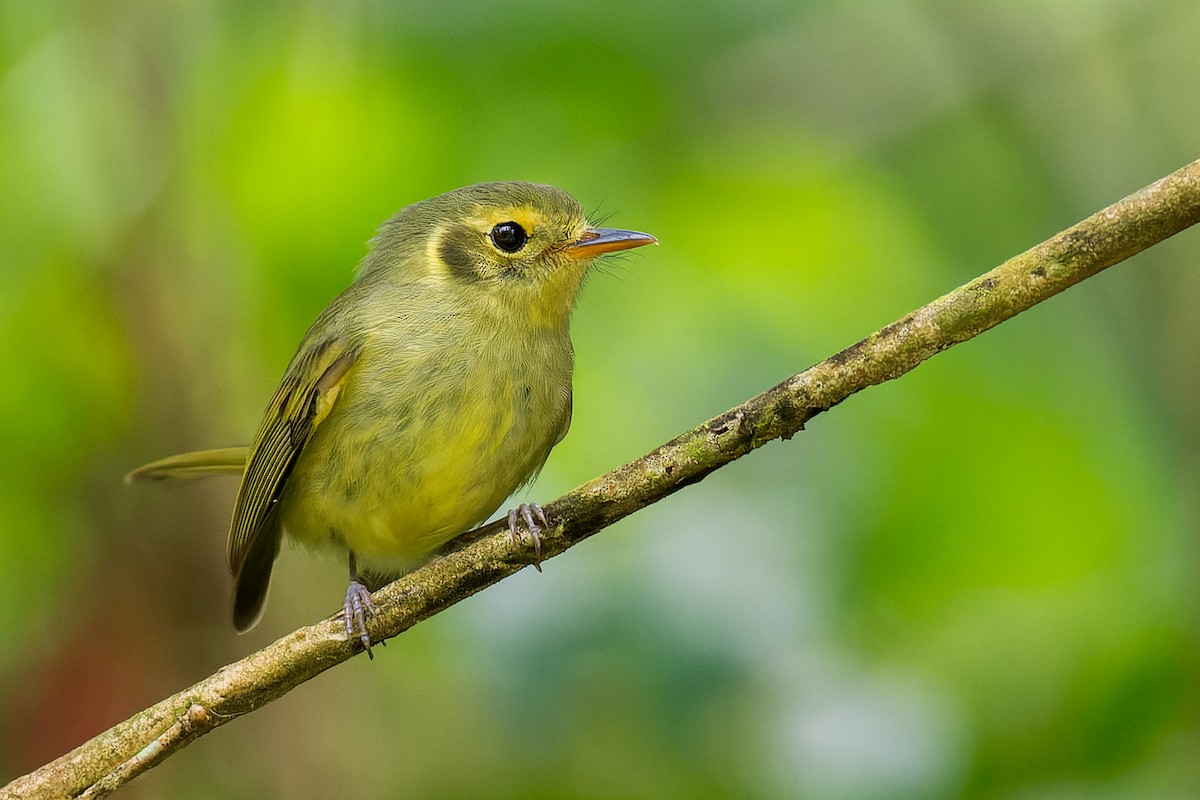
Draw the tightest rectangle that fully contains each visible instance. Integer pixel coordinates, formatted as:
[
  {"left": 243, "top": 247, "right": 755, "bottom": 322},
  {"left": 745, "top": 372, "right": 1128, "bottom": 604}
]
[{"left": 490, "top": 221, "right": 528, "bottom": 253}]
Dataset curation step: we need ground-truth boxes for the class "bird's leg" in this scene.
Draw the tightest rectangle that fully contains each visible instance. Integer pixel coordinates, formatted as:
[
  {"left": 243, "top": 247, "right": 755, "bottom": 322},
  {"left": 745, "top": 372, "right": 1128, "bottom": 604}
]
[
  {"left": 340, "top": 551, "right": 379, "bottom": 658},
  {"left": 507, "top": 502, "right": 549, "bottom": 572}
]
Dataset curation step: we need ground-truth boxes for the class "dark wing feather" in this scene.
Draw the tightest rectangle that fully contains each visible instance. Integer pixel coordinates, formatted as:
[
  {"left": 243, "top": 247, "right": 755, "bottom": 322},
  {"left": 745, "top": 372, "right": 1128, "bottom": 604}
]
[{"left": 227, "top": 336, "right": 358, "bottom": 577}]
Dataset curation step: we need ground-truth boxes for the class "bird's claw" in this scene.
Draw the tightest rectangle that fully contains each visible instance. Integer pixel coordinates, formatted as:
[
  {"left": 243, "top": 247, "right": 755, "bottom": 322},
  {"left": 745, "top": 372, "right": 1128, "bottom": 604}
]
[
  {"left": 338, "top": 580, "right": 379, "bottom": 658},
  {"left": 507, "top": 502, "right": 548, "bottom": 571}
]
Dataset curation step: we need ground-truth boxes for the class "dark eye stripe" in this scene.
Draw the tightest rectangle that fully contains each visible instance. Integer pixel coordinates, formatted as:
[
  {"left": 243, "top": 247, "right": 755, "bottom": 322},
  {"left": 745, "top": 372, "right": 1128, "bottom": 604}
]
[{"left": 438, "top": 225, "right": 481, "bottom": 282}]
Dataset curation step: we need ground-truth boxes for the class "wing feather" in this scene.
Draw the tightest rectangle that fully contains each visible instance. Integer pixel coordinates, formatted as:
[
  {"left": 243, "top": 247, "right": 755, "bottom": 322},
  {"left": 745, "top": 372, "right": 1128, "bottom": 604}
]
[{"left": 227, "top": 337, "right": 358, "bottom": 576}]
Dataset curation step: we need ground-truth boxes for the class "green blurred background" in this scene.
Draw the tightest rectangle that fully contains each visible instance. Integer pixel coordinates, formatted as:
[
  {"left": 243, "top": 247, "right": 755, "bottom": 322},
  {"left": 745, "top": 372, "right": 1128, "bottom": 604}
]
[{"left": 2, "top": 1, "right": 1200, "bottom": 797}]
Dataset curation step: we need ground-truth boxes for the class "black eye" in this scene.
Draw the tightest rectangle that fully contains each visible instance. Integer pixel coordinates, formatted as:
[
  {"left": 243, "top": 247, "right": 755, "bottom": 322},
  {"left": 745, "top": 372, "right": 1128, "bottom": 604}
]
[{"left": 490, "top": 221, "right": 528, "bottom": 253}]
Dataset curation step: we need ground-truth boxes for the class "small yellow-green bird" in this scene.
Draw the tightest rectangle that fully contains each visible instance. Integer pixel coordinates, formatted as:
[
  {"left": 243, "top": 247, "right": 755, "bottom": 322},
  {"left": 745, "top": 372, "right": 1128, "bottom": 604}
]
[{"left": 129, "top": 182, "right": 656, "bottom": 654}]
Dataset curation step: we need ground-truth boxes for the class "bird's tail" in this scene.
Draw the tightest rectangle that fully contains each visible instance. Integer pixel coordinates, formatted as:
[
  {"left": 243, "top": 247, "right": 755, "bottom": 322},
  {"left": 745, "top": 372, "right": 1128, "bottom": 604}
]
[{"left": 125, "top": 447, "right": 249, "bottom": 483}]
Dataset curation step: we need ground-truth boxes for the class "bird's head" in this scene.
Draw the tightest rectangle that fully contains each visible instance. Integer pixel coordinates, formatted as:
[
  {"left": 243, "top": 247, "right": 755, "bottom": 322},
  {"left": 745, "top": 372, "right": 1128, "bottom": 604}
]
[{"left": 363, "top": 182, "right": 656, "bottom": 326}]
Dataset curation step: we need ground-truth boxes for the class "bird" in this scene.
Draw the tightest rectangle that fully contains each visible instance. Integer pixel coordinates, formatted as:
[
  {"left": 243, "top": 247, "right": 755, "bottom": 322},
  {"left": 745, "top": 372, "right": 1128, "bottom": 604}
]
[{"left": 128, "top": 181, "right": 656, "bottom": 655}]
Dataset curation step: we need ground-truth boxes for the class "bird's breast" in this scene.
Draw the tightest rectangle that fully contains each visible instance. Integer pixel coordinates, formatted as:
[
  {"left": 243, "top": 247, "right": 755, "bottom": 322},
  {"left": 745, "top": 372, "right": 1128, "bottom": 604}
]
[{"left": 280, "top": 321, "right": 573, "bottom": 569}]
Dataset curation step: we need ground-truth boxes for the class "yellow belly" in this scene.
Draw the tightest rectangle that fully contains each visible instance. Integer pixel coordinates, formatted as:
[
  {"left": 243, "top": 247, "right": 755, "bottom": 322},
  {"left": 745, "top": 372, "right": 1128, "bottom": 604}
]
[{"left": 277, "top": 331, "right": 571, "bottom": 573}]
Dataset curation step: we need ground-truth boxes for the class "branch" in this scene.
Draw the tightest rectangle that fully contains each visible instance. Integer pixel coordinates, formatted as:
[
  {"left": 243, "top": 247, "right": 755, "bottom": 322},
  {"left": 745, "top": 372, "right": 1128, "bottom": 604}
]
[{"left": 6, "top": 159, "right": 1200, "bottom": 800}]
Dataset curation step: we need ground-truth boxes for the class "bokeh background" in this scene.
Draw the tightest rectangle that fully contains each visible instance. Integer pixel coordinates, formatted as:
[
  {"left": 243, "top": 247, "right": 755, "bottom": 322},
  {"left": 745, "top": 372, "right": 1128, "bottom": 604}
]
[{"left": 3, "top": 1, "right": 1200, "bottom": 797}]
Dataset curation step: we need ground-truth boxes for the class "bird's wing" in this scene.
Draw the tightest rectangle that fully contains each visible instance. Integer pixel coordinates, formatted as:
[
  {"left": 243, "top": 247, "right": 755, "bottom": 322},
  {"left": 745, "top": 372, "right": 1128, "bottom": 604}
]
[{"left": 227, "top": 335, "right": 359, "bottom": 576}]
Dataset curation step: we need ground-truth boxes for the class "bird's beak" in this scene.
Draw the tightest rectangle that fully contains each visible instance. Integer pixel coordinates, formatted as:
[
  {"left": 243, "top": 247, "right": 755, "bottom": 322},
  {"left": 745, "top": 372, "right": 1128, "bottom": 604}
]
[{"left": 567, "top": 227, "right": 658, "bottom": 258}]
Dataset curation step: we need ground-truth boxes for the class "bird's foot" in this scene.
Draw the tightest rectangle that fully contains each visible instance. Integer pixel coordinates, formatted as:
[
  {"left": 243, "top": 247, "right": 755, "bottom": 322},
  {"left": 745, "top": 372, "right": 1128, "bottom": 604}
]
[
  {"left": 338, "top": 580, "right": 379, "bottom": 659},
  {"left": 507, "top": 502, "right": 548, "bottom": 572}
]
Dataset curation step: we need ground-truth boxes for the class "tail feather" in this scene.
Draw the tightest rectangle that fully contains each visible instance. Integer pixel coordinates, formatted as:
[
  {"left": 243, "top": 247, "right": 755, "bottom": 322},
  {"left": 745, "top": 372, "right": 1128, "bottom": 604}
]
[
  {"left": 232, "top": 509, "right": 283, "bottom": 632},
  {"left": 125, "top": 447, "right": 249, "bottom": 483}
]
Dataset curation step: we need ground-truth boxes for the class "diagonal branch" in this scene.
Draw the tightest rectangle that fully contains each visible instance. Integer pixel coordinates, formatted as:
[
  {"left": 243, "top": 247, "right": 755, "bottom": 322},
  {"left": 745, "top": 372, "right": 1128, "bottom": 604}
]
[{"left": 5, "top": 158, "right": 1200, "bottom": 800}]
